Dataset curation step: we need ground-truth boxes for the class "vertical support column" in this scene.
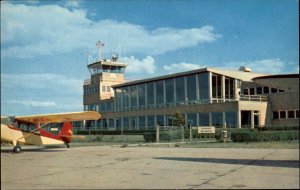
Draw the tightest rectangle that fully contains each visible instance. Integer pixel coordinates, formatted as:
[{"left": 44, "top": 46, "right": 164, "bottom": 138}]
[
  {"left": 163, "top": 80, "right": 166, "bottom": 107},
  {"left": 251, "top": 110, "right": 254, "bottom": 129},
  {"left": 184, "top": 76, "right": 188, "bottom": 103},
  {"left": 208, "top": 72, "right": 212, "bottom": 103},
  {"left": 154, "top": 82, "right": 157, "bottom": 107},
  {"left": 237, "top": 111, "right": 241, "bottom": 128},
  {"left": 173, "top": 78, "right": 176, "bottom": 105},
  {"left": 196, "top": 74, "right": 200, "bottom": 101},
  {"left": 234, "top": 79, "right": 239, "bottom": 100},
  {"left": 222, "top": 75, "right": 226, "bottom": 102}
]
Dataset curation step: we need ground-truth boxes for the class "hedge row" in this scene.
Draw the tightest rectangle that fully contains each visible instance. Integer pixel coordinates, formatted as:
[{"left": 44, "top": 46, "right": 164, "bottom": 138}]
[
  {"left": 231, "top": 130, "right": 299, "bottom": 142},
  {"left": 257, "top": 126, "right": 299, "bottom": 131},
  {"left": 143, "top": 130, "right": 182, "bottom": 142}
]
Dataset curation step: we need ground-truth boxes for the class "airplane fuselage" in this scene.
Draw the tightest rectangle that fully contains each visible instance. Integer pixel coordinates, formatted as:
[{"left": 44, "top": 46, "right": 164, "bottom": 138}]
[{"left": 1, "top": 124, "right": 66, "bottom": 146}]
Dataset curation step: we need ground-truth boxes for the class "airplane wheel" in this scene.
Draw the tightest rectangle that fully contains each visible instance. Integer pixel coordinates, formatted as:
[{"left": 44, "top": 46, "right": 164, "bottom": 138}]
[{"left": 13, "top": 145, "right": 22, "bottom": 153}]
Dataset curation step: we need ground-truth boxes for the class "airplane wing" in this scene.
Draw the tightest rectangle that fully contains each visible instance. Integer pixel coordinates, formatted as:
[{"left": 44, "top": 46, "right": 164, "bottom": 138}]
[{"left": 15, "top": 111, "right": 101, "bottom": 124}]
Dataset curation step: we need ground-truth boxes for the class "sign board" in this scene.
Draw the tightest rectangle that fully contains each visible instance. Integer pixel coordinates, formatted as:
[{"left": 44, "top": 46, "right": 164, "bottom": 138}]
[
  {"left": 50, "top": 128, "right": 58, "bottom": 131},
  {"left": 198, "top": 126, "right": 215, "bottom": 134}
]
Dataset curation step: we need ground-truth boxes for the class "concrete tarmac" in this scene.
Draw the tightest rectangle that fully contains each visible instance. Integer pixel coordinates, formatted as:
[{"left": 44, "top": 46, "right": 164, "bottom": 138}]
[{"left": 1, "top": 145, "right": 299, "bottom": 189}]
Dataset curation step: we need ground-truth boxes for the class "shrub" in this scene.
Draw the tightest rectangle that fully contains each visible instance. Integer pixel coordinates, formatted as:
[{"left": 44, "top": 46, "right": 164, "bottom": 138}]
[
  {"left": 231, "top": 130, "right": 299, "bottom": 142},
  {"left": 143, "top": 132, "right": 156, "bottom": 142}
]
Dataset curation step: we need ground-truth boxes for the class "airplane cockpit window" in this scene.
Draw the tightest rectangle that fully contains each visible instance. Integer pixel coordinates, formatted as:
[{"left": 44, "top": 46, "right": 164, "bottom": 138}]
[
  {"left": 43, "top": 122, "right": 64, "bottom": 135},
  {"left": 15, "top": 122, "right": 40, "bottom": 134}
]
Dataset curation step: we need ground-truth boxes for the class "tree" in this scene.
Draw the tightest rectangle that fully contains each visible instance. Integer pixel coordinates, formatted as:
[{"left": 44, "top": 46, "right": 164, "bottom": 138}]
[{"left": 171, "top": 111, "right": 185, "bottom": 127}]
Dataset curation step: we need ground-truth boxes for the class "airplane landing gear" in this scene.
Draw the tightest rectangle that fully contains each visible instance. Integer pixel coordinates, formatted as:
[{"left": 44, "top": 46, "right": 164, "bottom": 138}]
[{"left": 13, "top": 145, "right": 22, "bottom": 153}]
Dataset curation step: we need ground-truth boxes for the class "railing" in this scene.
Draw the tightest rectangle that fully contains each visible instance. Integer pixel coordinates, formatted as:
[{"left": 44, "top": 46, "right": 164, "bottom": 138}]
[{"left": 239, "top": 95, "right": 268, "bottom": 102}]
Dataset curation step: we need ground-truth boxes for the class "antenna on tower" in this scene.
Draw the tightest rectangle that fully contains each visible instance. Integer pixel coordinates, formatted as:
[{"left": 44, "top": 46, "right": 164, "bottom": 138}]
[{"left": 96, "top": 40, "right": 104, "bottom": 61}]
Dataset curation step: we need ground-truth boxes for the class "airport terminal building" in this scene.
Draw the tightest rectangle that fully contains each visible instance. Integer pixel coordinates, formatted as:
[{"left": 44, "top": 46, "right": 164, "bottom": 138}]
[{"left": 82, "top": 57, "right": 299, "bottom": 130}]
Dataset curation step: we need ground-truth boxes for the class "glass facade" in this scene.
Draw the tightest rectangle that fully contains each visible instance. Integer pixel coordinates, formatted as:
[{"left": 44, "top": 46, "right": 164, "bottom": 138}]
[{"left": 85, "top": 70, "right": 286, "bottom": 131}]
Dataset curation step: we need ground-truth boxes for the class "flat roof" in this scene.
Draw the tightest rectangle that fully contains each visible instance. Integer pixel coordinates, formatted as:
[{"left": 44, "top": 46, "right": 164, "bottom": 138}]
[
  {"left": 88, "top": 60, "right": 127, "bottom": 69},
  {"left": 112, "top": 67, "right": 267, "bottom": 88},
  {"left": 253, "top": 74, "right": 299, "bottom": 80}
]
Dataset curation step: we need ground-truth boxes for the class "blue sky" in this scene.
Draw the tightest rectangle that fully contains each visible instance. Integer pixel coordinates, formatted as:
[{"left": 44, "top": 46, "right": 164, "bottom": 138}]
[{"left": 1, "top": 0, "right": 299, "bottom": 116}]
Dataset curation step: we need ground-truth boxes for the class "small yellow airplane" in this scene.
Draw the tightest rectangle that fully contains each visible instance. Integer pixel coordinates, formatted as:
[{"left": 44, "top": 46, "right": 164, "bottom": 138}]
[{"left": 1, "top": 111, "right": 101, "bottom": 153}]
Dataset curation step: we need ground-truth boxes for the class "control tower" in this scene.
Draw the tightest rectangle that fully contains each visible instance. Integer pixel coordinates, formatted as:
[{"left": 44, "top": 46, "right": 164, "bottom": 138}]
[{"left": 83, "top": 41, "right": 127, "bottom": 107}]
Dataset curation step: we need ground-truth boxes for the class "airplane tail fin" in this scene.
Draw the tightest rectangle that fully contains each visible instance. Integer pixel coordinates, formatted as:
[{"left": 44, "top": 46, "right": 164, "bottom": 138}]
[{"left": 59, "top": 122, "right": 73, "bottom": 143}]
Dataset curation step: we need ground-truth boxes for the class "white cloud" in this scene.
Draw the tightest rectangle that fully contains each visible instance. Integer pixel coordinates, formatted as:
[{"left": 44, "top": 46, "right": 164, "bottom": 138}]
[
  {"left": 8, "top": 100, "right": 56, "bottom": 107},
  {"left": 163, "top": 62, "right": 202, "bottom": 74},
  {"left": 120, "top": 56, "right": 156, "bottom": 74},
  {"left": 1, "top": 73, "right": 82, "bottom": 94},
  {"left": 222, "top": 58, "right": 286, "bottom": 74},
  {"left": 1, "top": 2, "right": 221, "bottom": 59}
]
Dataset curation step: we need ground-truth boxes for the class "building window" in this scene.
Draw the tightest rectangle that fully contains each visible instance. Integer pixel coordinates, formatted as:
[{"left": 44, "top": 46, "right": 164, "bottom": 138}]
[
  {"left": 211, "top": 112, "right": 223, "bottom": 127},
  {"left": 225, "top": 77, "right": 235, "bottom": 99},
  {"left": 272, "top": 111, "right": 279, "bottom": 119},
  {"left": 186, "top": 75, "right": 197, "bottom": 101},
  {"left": 256, "top": 87, "right": 262, "bottom": 94},
  {"left": 147, "top": 82, "right": 155, "bottom": 106},
  {"left": 130, "top": 117, "right": 137, "bottom": 130},
  {"left": 296, "top": 110, "right": 299, "bottom": 118},
  {"left": 288, "top": 111, "right": 295, "bottom": 119},
  {"left": 138, "top": 116, "right": 146, "bottom": 130},
  {"left": 225, "top": 112, "right": 237, "bottom": 128},
  {"left": 123, "top": 87, "right": 130, "bottom": 110},
  {"left": 279, "top": 111, "right": 286, "bottom": 119},
  {"left": 243, "top": 89, "right": 249, "bottom": 95},
  {"left": 156, "top": 115, "right": 165, "bottom": 126},
  {"left": 155, "top": 80, "right": 164, "bottom": 106},
  {"left": 199, "top": 113, "right": 209, "bottom": 126},
  {"left": 271, "top": 88, "right": 278, "bottom": 93},
  {"left": 138, "top": 84, "right": 146, "bottom": 107},
  {"left": 123, "top": 117, "right": 129, "bottom": 130},
  {"left": 115, "top": 118, "right": 121, "bottom": 130},
  {"left": 212, "top": 74, "right": 222, "bottom": 99},
  {"left": 175, "top": 77, "right": 185, "bottom": 103},
  {"left": 102, "top": 86, "right": 106, "bottom": 92},
  {"left": 165, "top": 79, "right": 174, "bottom": 105},
  {"left": 198, "top": 72, "right": 209, "bottom": 99},
  {"left": 187, "top": 113, "right": 197, "bottom": 127},
  {"left": 147, "top": 115, "right": 155, "bottom": 129},
  {"left": 109, "top": 119, "right": 114, "bottom": 129},
  {"left": 106, "top": 86, "right": 111, "bottom": 92},
  {"left": 130, "top": 85, "right": 138, "bottom": 109},
  {"left": 249, "top": 88, "right": 255, "bottom": 95},
  {"left": 263, "top": 86, "right": 270, "bottom": 94}
]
